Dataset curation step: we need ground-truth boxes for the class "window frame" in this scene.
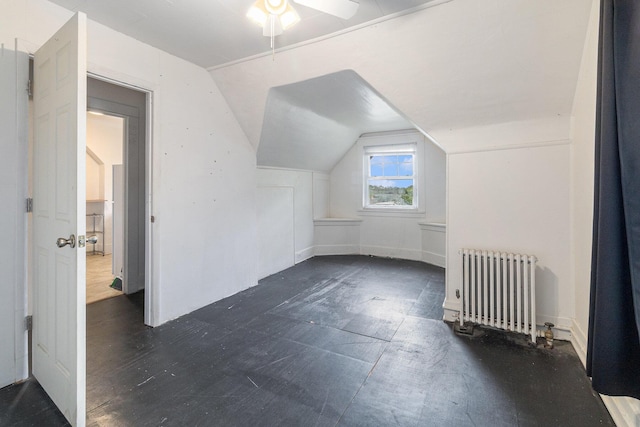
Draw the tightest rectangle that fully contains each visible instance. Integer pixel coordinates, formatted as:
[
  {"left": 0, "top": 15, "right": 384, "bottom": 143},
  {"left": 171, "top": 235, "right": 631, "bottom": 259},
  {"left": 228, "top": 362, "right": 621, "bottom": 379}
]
[{"left": 363, "top": 143, "right": 418, "bottom": 210}]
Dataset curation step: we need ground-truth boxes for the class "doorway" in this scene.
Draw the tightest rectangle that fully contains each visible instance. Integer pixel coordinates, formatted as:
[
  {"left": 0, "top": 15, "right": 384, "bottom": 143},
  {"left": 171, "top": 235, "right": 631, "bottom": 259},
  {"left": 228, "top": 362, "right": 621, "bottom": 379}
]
[
  {"left": 85, "top": 111, "right": 124, "bottom": 304},
  {"left": 87, "top": 77, "right": 148, "bottom": 306}
]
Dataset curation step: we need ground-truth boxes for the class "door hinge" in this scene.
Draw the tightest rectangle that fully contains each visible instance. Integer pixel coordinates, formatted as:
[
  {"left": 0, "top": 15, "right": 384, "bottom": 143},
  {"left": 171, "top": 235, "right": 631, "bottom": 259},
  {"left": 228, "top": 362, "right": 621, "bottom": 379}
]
[
  {"left": 26, "top": 198, "right": 33, "bottom": 213},
  {"left": 27, "top": 79, "right": 33, "bottom": 98},
  {"left": 25, "top": 315, "right": 32, "bottom": 332}
]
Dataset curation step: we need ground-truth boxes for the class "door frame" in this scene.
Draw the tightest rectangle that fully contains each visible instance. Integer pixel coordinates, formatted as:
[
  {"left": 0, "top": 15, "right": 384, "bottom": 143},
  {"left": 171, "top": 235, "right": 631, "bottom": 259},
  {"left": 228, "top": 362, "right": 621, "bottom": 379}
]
[{"left": 86, "top": 72, "right": 156, "bottom": 326}]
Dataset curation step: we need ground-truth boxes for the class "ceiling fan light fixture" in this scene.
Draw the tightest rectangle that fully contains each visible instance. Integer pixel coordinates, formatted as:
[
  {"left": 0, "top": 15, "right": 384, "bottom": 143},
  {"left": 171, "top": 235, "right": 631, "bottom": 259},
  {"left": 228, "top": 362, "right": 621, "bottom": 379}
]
[
  {"left": 263, "top": 15, "right": 284, "bottom": 37},
  {"left": 279, "top": 4, "right": 300, "bottom": 30},
  {"left": 265, "top": 0, "right": 288, "bottom": 15},
  {"left": 246, "top": 1, "right": 269, "bottom": 26}
]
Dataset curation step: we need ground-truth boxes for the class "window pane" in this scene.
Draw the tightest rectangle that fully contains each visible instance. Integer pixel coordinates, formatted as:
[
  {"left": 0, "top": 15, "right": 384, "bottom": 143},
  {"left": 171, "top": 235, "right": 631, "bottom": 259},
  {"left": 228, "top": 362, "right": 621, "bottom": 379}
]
[
  {"left": 370, "top": 164, "right": 384, "bottom": 176},
  {"left": 380, "top": 155, "right": 396, "bottom": 164},
  {"left": 370, "top": 155, "right": 384, "bottom": 165},
  {"left": 383, "top": 163, "right": 399, "bottom": 176},
  {"left": 368, "top": 179, "right": 414, "bottom": 206},
  {"left": 399, "top": 161, "right": 413, "bottom": 176},
  {"left": 397, "top": 154, "right": 412, "bottom": 163}
]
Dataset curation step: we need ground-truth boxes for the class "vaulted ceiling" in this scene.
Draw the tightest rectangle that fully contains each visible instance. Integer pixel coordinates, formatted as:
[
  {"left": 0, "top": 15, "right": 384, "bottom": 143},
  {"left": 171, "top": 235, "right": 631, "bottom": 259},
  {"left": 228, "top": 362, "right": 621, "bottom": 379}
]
[
  {"left": 257, "top": 70, "right": 412, "bottom": 171},
  {"left": 211, "top": 0, "right": 594, "bottom": 167}
]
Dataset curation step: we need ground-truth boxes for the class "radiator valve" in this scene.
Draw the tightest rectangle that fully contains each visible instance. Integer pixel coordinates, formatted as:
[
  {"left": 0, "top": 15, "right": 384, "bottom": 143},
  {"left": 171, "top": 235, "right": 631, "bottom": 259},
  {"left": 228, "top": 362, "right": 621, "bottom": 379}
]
[{"left": 544, "top": 322, "right": 555, "bottom": 349}]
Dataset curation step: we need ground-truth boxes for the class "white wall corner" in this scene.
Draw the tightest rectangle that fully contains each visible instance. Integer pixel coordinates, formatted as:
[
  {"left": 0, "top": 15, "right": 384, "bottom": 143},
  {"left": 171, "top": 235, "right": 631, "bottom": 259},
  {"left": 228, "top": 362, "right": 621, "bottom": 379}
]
[
  {"left": 422, "top": 251, "right": 446, "bottom": 268},
  {"left": 295, "top": 247, "right": 315, "bottom": 264},
  {"left": 570, "top": 317, "right": 589, "bottom": 367}
]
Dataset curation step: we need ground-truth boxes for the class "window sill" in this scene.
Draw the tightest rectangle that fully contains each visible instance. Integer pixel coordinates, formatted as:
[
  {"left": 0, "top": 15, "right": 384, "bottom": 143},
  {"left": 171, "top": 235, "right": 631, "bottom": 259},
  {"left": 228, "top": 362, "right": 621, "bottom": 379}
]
[
  {"left": 314, "top": 218, "right": 363, "bottom": 226},
  {"left": 357, "top": 208, "right": 426, "bottom": 218},
  {"left": 418, "top": 222, "right": 446, "bottom": 232}
]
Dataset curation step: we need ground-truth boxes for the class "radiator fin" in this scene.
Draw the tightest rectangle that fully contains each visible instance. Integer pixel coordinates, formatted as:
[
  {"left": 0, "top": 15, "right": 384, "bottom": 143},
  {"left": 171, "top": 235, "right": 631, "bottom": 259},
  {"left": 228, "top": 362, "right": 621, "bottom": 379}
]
[{"left": 460, "top": 249, "right": 537, "bottom": 343}]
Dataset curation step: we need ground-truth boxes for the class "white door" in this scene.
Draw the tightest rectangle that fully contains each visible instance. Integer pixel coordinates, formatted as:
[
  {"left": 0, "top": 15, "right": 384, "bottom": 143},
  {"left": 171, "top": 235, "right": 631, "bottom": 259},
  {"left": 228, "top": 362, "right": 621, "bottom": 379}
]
[{"left": 32, "top": 12, "right": 87, "bottom": 427}]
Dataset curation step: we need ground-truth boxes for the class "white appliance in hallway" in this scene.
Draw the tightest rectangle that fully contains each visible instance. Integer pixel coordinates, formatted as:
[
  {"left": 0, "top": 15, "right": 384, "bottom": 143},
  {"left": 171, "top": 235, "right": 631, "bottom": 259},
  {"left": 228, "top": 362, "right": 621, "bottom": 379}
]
[{"left": 112, "top": 164, "right": 124, "bottom": 282}]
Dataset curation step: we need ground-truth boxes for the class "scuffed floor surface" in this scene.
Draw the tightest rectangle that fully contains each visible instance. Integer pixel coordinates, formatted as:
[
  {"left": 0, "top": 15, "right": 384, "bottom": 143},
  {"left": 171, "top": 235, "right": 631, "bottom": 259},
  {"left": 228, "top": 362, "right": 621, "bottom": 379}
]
[{"left": 0, "top": 255, "right": 614, "bottom": 426}]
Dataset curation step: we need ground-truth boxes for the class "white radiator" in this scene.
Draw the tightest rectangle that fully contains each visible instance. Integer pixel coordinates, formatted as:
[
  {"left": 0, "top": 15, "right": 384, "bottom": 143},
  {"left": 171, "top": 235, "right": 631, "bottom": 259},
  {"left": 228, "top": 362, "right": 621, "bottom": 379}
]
[{"left": 460, "top": 249, "right": 537, "bottom": 343}]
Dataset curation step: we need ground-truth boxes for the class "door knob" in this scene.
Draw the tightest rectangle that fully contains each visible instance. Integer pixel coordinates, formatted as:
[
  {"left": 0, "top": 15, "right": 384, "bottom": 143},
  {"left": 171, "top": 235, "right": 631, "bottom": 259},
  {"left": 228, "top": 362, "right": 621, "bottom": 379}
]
[
  {"left": 56, "top": 234, "right": 75, "bottom": 249},
  {"left": 87, "top": 235, "right": 98, "bottom": 245}
]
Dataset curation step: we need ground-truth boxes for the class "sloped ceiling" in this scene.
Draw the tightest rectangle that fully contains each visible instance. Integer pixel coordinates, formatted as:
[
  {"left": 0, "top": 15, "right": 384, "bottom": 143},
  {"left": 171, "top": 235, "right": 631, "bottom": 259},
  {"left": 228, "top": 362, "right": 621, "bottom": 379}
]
[
  {"left": 48, "top": 0, "right": 593, "bottom": 172},
  {"left": 211, "top": 0, "right": 593, "bottom": 158},
  {"left": 257, "top": 70, "right": 412, "bottom": 172}
]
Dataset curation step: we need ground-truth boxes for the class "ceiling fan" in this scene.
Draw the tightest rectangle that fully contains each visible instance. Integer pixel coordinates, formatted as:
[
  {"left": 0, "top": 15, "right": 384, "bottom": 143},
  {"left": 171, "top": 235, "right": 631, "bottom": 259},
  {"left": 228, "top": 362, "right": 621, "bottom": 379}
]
[{"left": 247, "top": 0, "right": 359, "bottom": 44}]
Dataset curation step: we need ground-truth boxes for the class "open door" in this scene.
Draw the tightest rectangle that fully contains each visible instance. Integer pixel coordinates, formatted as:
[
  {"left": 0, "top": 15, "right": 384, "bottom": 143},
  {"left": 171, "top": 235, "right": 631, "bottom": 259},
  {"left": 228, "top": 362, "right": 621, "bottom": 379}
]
[{"left": 32, "top": 12, "right": 87, "bottom": 426}]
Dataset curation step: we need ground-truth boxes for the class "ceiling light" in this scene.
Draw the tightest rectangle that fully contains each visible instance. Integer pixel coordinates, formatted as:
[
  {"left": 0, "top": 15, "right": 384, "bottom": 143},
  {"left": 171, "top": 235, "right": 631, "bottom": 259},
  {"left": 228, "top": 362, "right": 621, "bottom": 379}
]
[
  {"left": 279, "top": 4, "right": 300, "bottom": 30},
  {"left": 247, "top": 0, "right": 359, "bottom": 57},
  {"left": 247, "top": 0, "right": 300, "bottom": 54},
  {"left": 246, "top": 2, "right": 269, "bottom": 26},
  {"left": 264, "top": 0, "right": 287, "bottom": 15}
]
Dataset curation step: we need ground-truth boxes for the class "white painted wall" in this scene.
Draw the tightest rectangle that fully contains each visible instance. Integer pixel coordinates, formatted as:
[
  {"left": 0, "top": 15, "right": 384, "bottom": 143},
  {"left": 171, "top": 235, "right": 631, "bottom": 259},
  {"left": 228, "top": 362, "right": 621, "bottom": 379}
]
[
  {"left": 0, "top": 0, "right": 259, "bottom": 334},
  {"left": 570, "top": 0, "right": 599, "bottom": 363},
  {"left": 328, "top": 131, "right": 446, "bottom": 261},
  {"left": 312, "top": 173, "right": 330, "bottom": 219},
  {"left": 85, "top": 150, "right": 103, "bottom": 201},
  {"left": 256, "top": 168, "right": 321, "bottom": 278},
  {"left": 86, "top": 113, "right": 124, "bottom": 255},
  {"left": 445, "top": 141, "right": 573, "bottom": 332},
  {"left": 86, "top": 113, "right": 123, "bottom": 202},
  {"left": 569, "top": 1, "right": 640, "bottom": 424}
]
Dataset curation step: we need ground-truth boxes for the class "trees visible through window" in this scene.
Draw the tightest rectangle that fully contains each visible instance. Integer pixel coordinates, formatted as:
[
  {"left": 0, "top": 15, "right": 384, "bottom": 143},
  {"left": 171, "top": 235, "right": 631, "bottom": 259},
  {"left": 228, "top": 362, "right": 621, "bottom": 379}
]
[{"left": 364, "top": 145, "right": 416, "bottom": 208}]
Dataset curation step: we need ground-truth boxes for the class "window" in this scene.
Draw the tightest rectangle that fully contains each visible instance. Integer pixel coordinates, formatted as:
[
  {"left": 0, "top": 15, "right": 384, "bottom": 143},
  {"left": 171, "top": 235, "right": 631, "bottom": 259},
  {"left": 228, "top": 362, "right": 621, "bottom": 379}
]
[{"left": 364, "top": 144, "right": 416, "bottom": 209}]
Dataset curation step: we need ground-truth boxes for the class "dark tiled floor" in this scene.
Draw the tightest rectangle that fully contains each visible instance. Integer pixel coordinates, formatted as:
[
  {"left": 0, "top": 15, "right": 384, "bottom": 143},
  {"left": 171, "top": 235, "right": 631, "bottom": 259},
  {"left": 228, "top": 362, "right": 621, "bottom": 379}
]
[{"left": 0, "top": 255, "right": 614, "bottom": 426}]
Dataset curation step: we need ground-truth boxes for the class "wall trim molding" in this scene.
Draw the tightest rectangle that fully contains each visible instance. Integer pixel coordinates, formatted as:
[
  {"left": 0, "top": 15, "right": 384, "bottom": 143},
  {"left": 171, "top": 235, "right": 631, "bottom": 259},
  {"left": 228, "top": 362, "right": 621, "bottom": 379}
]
[
  {"left": 314, "top": 244, "right": 360, "bottom": 256},
  {"left": 419, "top": 222, "right": 446, "bottom": 232},
  {"left": 295, "top": 246, "right": 315, "bottom": 264},
  {"left": 313, "top": 218, "right": 362, "bottom": 226},
  {"left": 571, "top": 318, "right": 588, "bottom": 367},
  {"left": 448, "top": 138, "right": 571, "bottom": 156},
  {"left": 600, "top": 395, "right": 640, "bottom": 427},
  {"left": 360, "top": 245, "right": 422, "bottom": 262},
  {"left": 422, "top": 251, "right": 445, "bottom": 268}
]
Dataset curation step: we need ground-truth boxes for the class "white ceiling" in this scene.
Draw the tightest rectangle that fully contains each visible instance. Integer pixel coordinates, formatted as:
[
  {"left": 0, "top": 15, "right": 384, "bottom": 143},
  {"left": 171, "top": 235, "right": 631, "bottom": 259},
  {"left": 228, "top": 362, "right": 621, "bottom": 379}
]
[
  {"left": 257, "top": 70, "right": 412, "bottom": 171},
  {"left": 212, "top": 0, "right": 593, "bottom": 158},
  {"left": 48, "top": 0, "right": 438, "bottom": 68},
  {"left": 46, "top": 0, "right": 593, "bottom": 173}
]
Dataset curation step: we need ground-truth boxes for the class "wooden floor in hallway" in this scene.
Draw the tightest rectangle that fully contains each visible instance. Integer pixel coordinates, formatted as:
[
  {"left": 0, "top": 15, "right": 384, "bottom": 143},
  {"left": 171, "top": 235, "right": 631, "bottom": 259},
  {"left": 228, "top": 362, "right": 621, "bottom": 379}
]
[
  {"left": 86, "top": 253, "right": 121, "bottom": 304},
  {"left": 0, "top": 255, "right": 615, "bottom": 426}
]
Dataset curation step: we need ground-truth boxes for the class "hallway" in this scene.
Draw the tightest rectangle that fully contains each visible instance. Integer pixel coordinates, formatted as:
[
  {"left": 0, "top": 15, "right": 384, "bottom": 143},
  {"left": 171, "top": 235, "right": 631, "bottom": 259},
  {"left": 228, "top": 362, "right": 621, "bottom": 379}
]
[
  {"left": 1, "top": 256, "right": 614, "bottom": 426},
  {"left": 86, "top": 253, "right": 121, "bottom": 304}
]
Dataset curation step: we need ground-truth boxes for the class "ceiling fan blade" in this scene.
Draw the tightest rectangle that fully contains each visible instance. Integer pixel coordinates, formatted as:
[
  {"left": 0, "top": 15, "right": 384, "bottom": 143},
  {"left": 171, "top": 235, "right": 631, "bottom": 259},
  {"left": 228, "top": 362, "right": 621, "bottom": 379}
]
[{"left": 293, "top": 0, "right": 359, "bottom": 20}]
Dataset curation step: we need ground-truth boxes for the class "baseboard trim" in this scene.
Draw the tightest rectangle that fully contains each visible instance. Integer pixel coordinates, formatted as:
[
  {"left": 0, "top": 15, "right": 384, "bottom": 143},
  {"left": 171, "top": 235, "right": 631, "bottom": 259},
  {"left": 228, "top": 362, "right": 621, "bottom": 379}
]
[
  {"left": 571, "top": 318, "right": 588, "bottom": 367},
  {"left": 314, "top": 244, "right": 360, "bottom": 256},
  {"left": 360, "top": 245, "right": 422, "bottom": 262},
  {"left": 295, "top": 247, "right": 314, "bottom": 264},
  {"left": 422, "top": 251, "right": 445, "bottom": 268},
  {"left": 600, "top": 394, "right": 640, "bottom": 427}
]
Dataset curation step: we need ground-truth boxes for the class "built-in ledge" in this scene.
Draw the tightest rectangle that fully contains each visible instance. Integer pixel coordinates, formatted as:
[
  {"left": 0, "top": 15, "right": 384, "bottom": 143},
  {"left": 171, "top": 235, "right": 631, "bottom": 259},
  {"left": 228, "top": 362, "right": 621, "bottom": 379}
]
[
  {"left": 314, "top": 218, "right": 363, "bottom": 226},
  {"left": 418, "top": 221, "right": 446, "bottom": 232}
]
